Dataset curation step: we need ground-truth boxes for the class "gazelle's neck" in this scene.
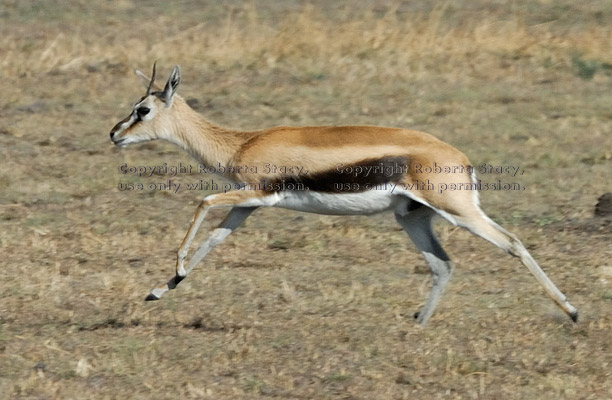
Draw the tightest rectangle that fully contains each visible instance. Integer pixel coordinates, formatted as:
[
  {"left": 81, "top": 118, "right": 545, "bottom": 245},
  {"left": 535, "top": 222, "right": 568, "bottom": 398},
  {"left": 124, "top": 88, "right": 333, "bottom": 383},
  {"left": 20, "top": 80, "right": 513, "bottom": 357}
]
[{"left": 160, "top": 97, "right": 246, "bottom": 168}]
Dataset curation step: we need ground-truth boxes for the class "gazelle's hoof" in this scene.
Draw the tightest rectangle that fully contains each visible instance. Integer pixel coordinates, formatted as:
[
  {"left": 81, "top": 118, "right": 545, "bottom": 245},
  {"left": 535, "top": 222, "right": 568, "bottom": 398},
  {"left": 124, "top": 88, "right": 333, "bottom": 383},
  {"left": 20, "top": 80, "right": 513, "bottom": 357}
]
[
  {"left": 570, "top": 310, "right": 578, "bottom": 323},
  {"left": 145, "top": 293, "right": 159, "bottom": 301}
]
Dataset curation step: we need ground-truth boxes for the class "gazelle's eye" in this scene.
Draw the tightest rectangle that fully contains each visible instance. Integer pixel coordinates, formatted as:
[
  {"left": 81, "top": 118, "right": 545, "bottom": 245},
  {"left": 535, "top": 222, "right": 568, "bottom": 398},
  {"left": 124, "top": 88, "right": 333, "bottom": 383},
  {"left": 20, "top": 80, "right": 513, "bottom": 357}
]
[{"left": 137, "top": 107, "right": 150, "bottom": 117}]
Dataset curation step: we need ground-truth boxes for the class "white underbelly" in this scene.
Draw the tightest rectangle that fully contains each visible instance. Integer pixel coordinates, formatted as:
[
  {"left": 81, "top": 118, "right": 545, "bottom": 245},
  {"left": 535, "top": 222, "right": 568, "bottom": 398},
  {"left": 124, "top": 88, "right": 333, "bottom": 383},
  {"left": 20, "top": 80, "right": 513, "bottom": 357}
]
[{"left": 274, "top": 190, "right": 406, "bottom": 215}]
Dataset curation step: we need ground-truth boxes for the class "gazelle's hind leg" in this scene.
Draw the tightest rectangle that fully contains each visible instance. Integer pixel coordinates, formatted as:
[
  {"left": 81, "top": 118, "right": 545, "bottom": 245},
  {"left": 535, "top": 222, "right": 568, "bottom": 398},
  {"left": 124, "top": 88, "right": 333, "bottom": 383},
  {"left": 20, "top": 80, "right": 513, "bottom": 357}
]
[
  {"left": 451, "top": 206, "right": 578, "bottom": 322},
  {"left": 395, "top": 205, "right": 454, "bottom": 325}
]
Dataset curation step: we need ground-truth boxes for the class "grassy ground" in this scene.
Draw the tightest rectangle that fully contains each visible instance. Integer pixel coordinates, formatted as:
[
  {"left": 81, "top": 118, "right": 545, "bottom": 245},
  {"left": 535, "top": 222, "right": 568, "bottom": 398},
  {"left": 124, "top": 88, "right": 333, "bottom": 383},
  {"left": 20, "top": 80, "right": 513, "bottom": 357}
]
[{"left": 1, "top": 1, "right": 611, "bottom": 399}]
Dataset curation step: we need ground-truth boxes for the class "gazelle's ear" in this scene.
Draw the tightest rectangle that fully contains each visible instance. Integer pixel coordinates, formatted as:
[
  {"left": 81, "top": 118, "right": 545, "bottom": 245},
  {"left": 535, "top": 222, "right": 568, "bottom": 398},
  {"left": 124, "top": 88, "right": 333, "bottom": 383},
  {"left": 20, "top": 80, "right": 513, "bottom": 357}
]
[{"left": 160, "top": 65, "right": 181, "bottom": 106}]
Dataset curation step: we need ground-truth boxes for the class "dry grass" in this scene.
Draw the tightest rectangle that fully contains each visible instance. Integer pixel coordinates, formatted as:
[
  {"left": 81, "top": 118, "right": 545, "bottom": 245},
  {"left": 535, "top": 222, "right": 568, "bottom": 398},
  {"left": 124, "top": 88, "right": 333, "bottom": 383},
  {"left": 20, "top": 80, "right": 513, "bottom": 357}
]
[
  {"left": 1, "top": 1, "right": 611, "bottom": 399},
  {"left": 4, "top": 1, "right": 612, "bottom": 79}
]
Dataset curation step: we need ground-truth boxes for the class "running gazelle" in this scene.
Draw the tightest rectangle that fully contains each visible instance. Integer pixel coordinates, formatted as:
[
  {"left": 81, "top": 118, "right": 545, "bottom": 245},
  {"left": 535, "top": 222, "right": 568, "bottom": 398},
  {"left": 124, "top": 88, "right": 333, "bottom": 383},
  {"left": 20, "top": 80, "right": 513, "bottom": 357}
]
[{"left": 109, "top": 64, "right": 578, "bottom": 325}]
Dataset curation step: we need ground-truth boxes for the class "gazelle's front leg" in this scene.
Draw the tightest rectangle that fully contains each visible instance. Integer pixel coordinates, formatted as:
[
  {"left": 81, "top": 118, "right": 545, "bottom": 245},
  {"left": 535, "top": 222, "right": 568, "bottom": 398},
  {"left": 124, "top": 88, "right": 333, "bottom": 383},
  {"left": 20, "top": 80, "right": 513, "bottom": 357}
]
[{"left": 146, "top": 191, "right": 270, "bottom": 300}]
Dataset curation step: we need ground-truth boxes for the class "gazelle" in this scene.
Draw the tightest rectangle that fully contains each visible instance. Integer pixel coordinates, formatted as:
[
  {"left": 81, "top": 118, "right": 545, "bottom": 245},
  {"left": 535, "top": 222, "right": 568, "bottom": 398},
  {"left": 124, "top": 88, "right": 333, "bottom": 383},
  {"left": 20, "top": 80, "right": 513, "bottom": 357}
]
[{"left": 110, "top": 64, "right": 578, "bottom": 325}]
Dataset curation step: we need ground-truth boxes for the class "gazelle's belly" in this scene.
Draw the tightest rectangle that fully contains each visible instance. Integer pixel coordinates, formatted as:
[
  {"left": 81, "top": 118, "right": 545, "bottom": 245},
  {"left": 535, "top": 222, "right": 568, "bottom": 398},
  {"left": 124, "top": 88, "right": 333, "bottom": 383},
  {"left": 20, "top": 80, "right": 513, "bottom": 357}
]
[{"left": 274, "top": 189, "right": 408, "bottom": 216}]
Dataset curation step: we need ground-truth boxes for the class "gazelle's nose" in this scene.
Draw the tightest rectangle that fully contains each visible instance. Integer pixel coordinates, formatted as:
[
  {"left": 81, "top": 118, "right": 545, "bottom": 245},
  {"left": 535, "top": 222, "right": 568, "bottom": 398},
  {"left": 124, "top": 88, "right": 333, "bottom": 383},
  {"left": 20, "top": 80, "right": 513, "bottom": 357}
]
[
  {"left": 110, "top": 126, "right": 121, "bottom": 143},
  {"left": 110, "top": 114, "right": 132, "bottom": 142},
  {"left": 109, "top": 125, "right": 124, "bottom": 145}
]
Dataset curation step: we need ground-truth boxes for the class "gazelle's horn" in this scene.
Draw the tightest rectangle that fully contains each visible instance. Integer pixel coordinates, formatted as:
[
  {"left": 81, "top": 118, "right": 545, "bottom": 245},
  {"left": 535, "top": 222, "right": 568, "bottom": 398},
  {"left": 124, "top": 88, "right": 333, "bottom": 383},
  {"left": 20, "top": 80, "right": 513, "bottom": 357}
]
[{"left": 146, "top": 62, "right": 157, "bottom": 96}]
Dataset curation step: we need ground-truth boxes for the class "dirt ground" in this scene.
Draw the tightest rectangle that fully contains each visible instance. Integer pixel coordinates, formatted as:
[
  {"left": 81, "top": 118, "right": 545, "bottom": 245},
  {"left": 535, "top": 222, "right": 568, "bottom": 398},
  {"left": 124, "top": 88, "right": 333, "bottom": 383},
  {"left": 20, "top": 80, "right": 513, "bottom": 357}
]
[{"left": 1, "top": 1, "right": 611, "bottom": 399}]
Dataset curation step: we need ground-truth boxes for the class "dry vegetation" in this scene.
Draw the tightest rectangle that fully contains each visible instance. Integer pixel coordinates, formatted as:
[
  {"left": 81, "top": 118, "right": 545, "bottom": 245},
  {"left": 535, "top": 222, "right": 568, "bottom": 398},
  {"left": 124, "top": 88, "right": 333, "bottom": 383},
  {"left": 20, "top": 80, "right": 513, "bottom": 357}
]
[{"left": 1, "top": 1, "right": 611, "bottom": 399}]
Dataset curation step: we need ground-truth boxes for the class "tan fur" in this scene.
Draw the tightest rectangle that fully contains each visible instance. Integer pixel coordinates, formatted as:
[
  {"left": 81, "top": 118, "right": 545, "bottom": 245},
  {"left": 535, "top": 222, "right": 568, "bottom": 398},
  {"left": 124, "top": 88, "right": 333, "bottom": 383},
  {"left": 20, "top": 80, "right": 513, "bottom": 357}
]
[{"left": 113, "top": 94, "right": 475, "bottom": 216}]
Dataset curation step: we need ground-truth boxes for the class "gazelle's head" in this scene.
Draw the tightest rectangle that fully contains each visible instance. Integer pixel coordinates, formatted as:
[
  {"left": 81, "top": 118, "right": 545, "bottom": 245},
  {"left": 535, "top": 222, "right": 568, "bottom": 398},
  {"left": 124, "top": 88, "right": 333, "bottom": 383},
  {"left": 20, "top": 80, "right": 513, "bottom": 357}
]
[{"left": 110, "top": 63, "right": 181, "bottom": 147}]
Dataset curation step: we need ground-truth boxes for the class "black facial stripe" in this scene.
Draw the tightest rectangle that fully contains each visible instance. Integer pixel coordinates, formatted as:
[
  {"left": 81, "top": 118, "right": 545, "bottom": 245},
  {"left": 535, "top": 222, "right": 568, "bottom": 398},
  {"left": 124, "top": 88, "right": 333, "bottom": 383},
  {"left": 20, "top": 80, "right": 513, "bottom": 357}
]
[{"left": 110, "top": 114, "right": 134, "bottom": 135}]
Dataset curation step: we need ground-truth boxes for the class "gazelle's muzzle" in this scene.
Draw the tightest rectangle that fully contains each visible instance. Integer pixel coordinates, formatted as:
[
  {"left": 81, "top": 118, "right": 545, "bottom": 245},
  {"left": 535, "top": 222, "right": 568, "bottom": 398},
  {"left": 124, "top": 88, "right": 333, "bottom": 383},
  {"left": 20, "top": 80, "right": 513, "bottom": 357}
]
[{"left": 110, "top": 114, "right": 133, "bottom": 144}]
